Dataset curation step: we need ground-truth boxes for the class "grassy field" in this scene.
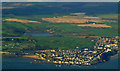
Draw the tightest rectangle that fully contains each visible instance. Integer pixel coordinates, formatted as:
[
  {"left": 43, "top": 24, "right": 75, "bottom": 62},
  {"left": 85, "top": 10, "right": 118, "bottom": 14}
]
[
  {"left": 2, "top": 36, "right": 96, "bottom": 52},
  {"left": 96, "top": 14, "right": 118, "bottom": 19},
  {"left": 2, "top": 2, "right": 118, "bottom": 51}
]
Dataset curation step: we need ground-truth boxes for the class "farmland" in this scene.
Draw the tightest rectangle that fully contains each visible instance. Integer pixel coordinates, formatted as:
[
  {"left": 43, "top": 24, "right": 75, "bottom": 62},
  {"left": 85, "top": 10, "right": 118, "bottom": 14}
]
[
  {"left": 42, "top": 13, "right": 117, "bottom": 23},
  {"left": 2, "top": 2, "right": 118, "bottom": 53}
]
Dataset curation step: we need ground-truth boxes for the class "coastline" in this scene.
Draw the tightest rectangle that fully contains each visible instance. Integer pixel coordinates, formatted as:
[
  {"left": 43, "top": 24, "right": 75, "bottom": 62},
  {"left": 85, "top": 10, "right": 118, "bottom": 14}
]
[
  {"left": 2, "top": 51, "right": 119, "bottom": 67},
  {"left": 110, "top": 54, "right": 118, "bottom": 59},
  {"left": 22, "top": 53, "right": 119, "bottom": 66},
  {"left": 2, "top": 53, "right": 118, "bottom": 69}
]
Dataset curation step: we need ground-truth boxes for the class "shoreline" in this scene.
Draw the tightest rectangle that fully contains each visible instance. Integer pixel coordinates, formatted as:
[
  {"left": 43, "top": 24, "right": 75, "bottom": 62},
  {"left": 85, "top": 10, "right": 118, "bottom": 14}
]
[
  {"left": 3, "top": 54, "right": 118, "bottom": 69},
  {"left": 2, "top": 51, "right": 119, "bottom": 66},
  {"left": 110, "top": 54, "right": 118, "bottom": 60},
  {"left": 22, "top": 53, "right": 119, "bottom": 66}
]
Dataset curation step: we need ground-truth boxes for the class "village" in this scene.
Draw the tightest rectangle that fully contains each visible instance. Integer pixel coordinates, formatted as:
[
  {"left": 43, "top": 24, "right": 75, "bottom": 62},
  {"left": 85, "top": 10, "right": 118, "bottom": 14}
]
[
  {"left": 2, "top": 36, "right": 118, "bottom": 66},
  {"left": 33, "top": 36, "right": 118, "bottom": 66}
]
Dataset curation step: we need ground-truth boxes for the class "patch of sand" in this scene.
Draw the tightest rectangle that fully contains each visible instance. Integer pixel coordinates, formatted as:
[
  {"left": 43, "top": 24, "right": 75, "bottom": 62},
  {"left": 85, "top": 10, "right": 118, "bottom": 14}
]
[{"left": 23, "top": 55, "right": 40, "bottom": 59}]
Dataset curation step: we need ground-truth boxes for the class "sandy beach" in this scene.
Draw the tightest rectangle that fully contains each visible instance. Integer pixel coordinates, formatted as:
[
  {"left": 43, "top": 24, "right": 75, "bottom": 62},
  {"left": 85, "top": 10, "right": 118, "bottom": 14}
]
[{"left": 22, "top": 55, "right": 41, "bottom": 59}]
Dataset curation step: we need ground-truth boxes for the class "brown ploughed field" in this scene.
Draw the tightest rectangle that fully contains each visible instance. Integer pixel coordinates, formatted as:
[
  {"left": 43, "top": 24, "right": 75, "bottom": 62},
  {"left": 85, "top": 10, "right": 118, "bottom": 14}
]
[
  {"left": 5, "top": 18, "right": 41, "bottom": 23},
  {"left": 77, "top": 24, "right": 112, "bottom": 28}
]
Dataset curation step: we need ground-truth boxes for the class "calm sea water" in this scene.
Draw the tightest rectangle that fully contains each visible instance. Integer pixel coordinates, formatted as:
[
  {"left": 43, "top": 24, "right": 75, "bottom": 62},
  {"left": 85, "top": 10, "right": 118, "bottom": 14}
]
[{"left": 2, "top": 56, "right": 118, "bottom": 69}]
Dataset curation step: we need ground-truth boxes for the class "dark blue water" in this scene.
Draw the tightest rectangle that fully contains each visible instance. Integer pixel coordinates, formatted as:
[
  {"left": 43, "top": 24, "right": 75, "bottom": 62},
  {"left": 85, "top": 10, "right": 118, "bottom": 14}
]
[
  {"left": 2, "top": 56, "right": 118, "bottom": 69},
  {"left": 24, "top": 33, "right": 54, "bottom": 36}
]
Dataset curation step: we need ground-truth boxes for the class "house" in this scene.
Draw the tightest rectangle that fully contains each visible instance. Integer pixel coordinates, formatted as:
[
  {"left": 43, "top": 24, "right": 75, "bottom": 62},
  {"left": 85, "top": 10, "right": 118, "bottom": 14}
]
[
  {"left": 51, "top": 50, "right": 55, "bottom": 52},
  {"left": 84, "top": 48, "right": 88, "bottom": 50},
  {"left": 97, "top": 47, "right": 103, "bottom": 49},
  {"left": 105, "top": 48, "right": 111, "bottom": 52},
  {"left": 97, "top": 55, "right": 101, "bottom": 59},
  {"left": 105, "top": 45, "right": 110, "bottom": 47},
  {"left": 92, "top": 51, "right": 97, "bottom": 53},
  {"left": 65, "top": 61, "right": 69, "bottom": 64},
  {"left": 53, "top": 61, "right": 58, "bottom": 64},
  {"left": 58, "top": 61, "right": 62, "bottom": 64}
]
